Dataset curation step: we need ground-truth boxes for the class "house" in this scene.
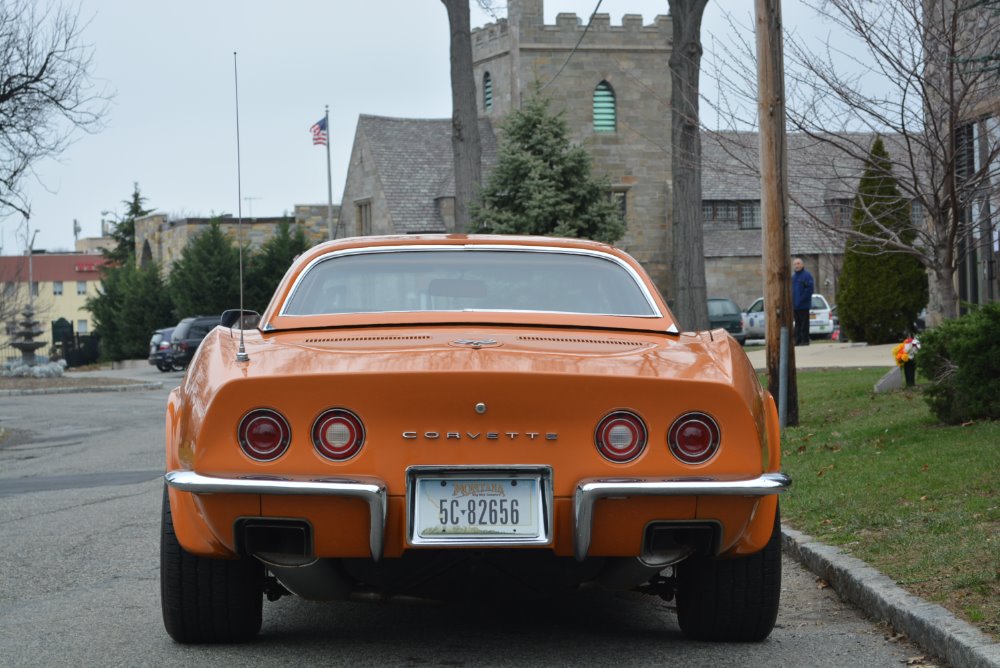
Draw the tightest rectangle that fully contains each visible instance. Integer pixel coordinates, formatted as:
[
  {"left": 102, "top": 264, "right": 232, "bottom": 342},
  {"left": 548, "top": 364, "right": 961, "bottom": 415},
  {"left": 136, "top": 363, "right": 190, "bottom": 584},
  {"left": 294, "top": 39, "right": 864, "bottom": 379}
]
[{"left": 1, "top": 252, "right": 106, "bottom": 358}]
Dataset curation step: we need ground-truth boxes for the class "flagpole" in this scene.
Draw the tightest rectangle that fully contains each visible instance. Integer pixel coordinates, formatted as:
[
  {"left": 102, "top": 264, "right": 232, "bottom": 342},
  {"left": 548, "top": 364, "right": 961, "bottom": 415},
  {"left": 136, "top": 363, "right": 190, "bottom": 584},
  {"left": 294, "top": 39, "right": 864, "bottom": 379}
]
[{"left": 324, "top": 105, "right": 334, "bottom": 240}]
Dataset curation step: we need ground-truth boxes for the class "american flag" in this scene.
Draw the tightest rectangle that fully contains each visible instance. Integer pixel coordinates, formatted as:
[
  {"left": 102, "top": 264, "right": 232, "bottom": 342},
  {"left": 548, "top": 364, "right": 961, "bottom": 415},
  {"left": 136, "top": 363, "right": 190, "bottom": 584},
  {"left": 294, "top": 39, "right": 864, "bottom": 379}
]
[{"left": 310, "top": 117, "right": 328, "bottom": 146}]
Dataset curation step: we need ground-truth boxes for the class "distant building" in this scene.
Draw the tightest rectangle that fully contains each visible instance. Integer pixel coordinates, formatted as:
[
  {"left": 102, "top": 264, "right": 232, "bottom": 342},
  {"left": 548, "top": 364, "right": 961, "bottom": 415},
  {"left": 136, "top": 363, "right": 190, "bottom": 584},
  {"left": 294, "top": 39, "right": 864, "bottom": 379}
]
[
  {"left": 1, "top": 253, "right": 106, "bottom": 357},
  {"left": 134, "top": 204, "right": 336, "bottom": 277}
]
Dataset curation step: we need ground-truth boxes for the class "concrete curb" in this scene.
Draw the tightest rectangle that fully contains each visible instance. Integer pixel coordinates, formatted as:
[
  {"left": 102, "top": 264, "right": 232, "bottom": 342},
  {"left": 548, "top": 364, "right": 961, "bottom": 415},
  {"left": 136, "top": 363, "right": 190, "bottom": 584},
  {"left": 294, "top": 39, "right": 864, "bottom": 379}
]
[
  {"left": 782, "top": 526, "right": 1000, "bottom": 668},
  {"left": 0, "top": 381, "right": 163, "bottom": 397}
]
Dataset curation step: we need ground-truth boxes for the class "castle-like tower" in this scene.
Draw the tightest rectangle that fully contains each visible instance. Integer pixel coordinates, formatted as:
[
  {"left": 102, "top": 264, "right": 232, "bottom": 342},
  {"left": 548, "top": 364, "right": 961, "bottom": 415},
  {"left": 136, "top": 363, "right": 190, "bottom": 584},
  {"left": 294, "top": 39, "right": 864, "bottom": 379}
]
[{"left": 471, "top": 0, "right": 674, "bottom": 293}]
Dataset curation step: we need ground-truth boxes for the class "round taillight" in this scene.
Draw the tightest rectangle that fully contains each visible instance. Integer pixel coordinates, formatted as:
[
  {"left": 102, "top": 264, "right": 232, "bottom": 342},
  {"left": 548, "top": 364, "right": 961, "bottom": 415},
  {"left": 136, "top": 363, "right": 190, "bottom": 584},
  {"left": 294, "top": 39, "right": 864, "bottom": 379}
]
[
  {"left": 312, "top": 408, "right": 365, "bottom": 461},
  {"left": 668, "top": 412, "right": 721, "bottom": 464},
  {"left": 237, "top": 408, "right": 291, "bottom": 461},
  {"left": 595, "top": 410, "right": 647, "bottom": 463}
]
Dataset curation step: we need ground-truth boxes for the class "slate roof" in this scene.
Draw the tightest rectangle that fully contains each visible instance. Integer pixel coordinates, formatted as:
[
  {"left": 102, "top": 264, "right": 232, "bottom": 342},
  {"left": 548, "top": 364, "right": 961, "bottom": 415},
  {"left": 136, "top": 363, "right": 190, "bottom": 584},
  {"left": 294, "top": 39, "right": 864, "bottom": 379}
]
[
  {"left": 702, "top": 130, "right": 884, "bottom": 257},
  {"left": 357, "top": 115, "right": 498, "bottom": 233}
]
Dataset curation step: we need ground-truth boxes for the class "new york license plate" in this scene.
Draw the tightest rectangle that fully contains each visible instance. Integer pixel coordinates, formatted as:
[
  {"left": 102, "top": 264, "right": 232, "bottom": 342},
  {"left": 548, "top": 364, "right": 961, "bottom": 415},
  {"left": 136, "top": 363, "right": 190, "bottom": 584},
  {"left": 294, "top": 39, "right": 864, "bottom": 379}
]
[{"left": 413, "top": 476, "right": 540, "bottom": 539}]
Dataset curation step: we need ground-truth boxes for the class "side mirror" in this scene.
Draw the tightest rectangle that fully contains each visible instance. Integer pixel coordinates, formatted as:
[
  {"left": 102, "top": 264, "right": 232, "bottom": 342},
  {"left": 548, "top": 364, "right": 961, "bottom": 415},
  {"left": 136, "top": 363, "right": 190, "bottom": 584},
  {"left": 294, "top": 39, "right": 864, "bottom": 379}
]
[{"left": 221, "top": 309, "right": 260, "bottom": 329}]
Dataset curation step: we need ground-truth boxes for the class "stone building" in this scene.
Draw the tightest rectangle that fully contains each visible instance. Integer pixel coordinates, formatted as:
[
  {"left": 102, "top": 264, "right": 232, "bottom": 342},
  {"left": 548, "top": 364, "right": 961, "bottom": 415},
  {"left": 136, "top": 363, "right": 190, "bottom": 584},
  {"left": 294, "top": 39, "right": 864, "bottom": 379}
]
[
  {"left": 134, "top": 204, "right": 336, "bottom": 278},
  {"left": 339, "top": 117, "right": 498, "bottom": 236},
  {"left": 340, "top": 1, "right": 675, "bottom": 293}
]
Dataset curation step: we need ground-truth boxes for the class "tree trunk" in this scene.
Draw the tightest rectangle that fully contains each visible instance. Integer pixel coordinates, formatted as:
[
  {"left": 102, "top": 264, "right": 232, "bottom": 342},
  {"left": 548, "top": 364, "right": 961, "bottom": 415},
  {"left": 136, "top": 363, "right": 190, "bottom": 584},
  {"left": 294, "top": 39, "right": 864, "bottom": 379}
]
[
  {"left": 441, "top": 0, "right": 482, "bottom": 234},
  {"left": 668, "top": 0, "right": 710, "bottom": 331}
]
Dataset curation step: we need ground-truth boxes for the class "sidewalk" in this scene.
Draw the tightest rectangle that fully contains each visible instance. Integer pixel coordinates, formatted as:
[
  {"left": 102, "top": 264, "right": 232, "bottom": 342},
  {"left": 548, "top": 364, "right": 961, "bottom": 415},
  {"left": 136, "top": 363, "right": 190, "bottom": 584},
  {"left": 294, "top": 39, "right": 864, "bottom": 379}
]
[{"left": 744, "top": 339, "right": 897, "bottom": 370}]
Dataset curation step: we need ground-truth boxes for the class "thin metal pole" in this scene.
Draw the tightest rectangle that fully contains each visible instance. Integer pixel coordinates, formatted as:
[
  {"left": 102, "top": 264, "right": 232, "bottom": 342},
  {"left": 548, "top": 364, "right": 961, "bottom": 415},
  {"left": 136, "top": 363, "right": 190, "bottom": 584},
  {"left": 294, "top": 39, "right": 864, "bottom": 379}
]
[
  {"left": 325, "top": 105, "right": 334, "bottom": 239},
  {"left": 233, "top": 51, "right": 248, "bottom": 363},
  {"left": 779, "top": 326, "right": 788, "bottom": 429}
]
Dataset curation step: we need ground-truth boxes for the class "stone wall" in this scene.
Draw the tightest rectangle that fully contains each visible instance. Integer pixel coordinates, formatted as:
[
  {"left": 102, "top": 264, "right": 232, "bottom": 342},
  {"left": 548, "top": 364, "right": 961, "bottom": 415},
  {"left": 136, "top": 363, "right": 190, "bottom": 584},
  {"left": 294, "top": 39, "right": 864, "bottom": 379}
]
[
  {"left": 135, "top": 210, "right": 335, "bottom": 279},
  {"left": 338, "top": 130, "right": 394, "bottom": 237}
]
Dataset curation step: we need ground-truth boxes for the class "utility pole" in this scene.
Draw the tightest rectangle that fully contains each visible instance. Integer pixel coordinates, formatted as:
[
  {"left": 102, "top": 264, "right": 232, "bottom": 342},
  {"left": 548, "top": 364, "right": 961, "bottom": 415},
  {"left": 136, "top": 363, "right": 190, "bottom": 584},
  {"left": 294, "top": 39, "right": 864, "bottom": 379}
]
[{"left": 755, "top": 0, "right": 798, "bottom": 426}]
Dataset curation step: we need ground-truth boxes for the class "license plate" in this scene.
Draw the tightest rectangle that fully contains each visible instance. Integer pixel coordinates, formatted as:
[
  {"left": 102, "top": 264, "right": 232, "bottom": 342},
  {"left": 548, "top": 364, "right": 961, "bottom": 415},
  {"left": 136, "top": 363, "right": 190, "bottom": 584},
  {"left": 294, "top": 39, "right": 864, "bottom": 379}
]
[
  {"left": 413, "top": 476, "right": 540, "bottom": 539},
  {"left": 809, "top": 313, "right": 817, "bottom": 319}
]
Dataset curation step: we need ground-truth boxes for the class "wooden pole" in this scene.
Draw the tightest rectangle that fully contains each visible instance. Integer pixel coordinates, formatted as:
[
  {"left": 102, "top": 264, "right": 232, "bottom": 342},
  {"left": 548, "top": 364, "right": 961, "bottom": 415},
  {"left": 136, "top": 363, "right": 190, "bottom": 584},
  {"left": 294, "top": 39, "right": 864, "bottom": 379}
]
[{"left": 755, "top": 0, "right": 798, "bottom": 426}]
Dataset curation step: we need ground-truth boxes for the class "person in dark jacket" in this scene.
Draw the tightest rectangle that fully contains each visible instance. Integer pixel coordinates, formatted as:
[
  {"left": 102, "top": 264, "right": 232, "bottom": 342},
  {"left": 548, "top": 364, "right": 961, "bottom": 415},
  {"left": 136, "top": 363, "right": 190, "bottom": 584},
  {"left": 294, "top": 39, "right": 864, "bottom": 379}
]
[{"left": 792, "top": 257, "right": 814, "bottom": 346}]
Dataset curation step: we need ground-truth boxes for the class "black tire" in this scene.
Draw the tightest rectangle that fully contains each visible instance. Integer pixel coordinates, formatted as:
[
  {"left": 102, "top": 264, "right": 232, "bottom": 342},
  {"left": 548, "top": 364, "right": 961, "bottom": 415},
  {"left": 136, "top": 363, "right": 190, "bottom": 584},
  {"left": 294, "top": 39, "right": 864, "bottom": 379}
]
[
  {"left": 157, "top": 362, "right": 171, "bottom": 372},
  {"left": 160, "top": 486, "right": 263, "bottom": 643},
  {"left": 675, "top": 509, "right": 781, "bottom": 642}
]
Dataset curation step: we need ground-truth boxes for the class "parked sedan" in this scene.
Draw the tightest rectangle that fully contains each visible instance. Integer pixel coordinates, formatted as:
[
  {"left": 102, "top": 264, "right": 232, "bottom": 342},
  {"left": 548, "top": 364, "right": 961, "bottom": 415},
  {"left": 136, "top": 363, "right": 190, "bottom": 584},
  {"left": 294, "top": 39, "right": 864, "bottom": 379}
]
[
  {"left": 161, "top": 235, "right": 789, "bottom": 644},
  {"left": 707, "top": 297, "right": 747, "bottom": 345},
  {"left": 743, "top": 294, "right": 834, "bottom": 340},
  {"left": 148, "top": 327, "right": 176, "bottom": 372}
]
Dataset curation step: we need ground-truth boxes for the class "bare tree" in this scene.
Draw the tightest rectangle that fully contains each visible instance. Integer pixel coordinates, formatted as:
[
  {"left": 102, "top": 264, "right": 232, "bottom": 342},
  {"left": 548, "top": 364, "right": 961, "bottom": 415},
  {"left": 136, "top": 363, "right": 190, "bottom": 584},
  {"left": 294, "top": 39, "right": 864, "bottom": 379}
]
[
  {"left": 705, "top": 0, "right": 1000, "bottom": 325},
  {"left": 0, "top": 0, "right": 109, "bottom": 220},
  {"left": 668, "top": 0, "right": 710, "bottom": 330},
  {"left": 441, "top": 0, "right": 482, "bottom": 234}
]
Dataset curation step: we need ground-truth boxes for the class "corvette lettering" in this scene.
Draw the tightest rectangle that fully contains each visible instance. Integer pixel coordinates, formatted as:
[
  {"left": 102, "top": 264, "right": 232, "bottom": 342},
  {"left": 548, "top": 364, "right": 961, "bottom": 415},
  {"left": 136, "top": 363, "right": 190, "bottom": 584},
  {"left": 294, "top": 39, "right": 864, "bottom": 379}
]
[{"left": 402, "top": 431, "right": 557, "bottom": 441}]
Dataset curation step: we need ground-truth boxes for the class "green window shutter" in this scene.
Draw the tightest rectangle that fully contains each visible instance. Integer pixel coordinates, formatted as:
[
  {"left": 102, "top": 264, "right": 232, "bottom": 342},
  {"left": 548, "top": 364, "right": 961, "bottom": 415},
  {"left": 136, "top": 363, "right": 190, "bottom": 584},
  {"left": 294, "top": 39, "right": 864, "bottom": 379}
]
[
  {"left": 593, "top": 81, "right": 616, "bottom": 133},
  {"left": 483, "top": 72, "right": 493, "bottom": 112}
]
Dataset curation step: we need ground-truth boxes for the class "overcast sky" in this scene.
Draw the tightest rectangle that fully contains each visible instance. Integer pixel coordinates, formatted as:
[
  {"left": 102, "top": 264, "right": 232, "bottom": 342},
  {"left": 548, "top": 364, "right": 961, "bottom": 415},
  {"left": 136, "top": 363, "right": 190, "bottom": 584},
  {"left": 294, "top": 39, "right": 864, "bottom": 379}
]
[{"left": 8, "top": 0, "right": 834, "bottom": 254}]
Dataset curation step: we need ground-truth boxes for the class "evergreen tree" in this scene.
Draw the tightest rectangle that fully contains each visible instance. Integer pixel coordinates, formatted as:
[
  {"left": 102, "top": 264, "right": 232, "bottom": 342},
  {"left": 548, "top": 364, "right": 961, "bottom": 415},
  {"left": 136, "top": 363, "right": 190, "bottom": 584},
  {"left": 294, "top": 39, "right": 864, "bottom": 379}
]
[
  {"left": 87, "top": 260, "right": 173, "bottom": 360},
  {"left": 837, "top": 138, "right": 928, "bottom": 344},
  {"left": 103, "top": 183, "right": 151, "bottom": 266},
  {"left": 244, "top": 221, "right": 311, "bottom": 312},
  {"left": 472, "top": 95, "right": 625, "bottom": 244},
  {"left": 87, "top": 184, "right": 172, "bottom": 360},
  {"left": 168, "top": 219, "right": 242, "bottom": 317}
]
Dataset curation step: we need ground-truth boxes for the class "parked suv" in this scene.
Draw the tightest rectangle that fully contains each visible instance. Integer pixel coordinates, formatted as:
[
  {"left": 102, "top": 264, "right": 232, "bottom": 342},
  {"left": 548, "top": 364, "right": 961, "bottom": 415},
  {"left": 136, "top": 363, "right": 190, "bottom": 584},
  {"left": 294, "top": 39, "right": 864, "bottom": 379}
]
[
  {"left": 148, "top": 327, "right": 176, "bottom": 372},
  {"left": 170, "top": 315, "right": 222, "bottom": 369}
]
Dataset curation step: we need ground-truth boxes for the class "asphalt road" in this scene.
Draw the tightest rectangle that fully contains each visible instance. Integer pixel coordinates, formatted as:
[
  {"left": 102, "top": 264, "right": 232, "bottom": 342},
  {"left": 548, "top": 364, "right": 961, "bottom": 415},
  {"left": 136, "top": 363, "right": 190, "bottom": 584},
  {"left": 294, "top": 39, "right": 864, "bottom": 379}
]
[{"left": 0, "top": 367, "right": 939, "bottom": 667}]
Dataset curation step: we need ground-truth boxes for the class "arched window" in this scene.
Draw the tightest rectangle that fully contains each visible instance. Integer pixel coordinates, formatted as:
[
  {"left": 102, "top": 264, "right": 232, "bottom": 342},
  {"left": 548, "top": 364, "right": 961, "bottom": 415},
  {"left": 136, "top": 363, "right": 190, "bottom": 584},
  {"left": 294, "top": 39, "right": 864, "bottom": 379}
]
[
  {"left": 483, "top": 71, "right": 493, "bottom": 112},
  {"left": 593, "top": 81, "right": 616, "bottom": 133}
]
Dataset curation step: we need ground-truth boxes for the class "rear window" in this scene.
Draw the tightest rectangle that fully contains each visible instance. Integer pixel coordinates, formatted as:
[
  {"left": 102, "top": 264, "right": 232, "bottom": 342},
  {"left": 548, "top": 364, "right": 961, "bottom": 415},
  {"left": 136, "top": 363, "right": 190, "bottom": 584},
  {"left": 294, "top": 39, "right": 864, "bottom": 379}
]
[
  {"left": 708, "top": 299, "right": 740, "bottom": 317},
  {"left": 282, "top": 249, "right": 657, "bottom": 317},
  {"left": 173, "top": 321, "right": 191, "bottom": 339},
  {"left": 811, "top": 296, "right": 828, "bottom": 310}
]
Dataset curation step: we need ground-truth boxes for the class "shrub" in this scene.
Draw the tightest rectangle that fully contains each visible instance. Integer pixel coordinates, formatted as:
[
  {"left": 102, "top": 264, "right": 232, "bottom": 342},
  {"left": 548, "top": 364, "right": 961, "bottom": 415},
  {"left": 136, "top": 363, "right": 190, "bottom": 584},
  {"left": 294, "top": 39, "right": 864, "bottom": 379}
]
[{"left": 919, "top": 302, "right": 1000, "bottom": 423}]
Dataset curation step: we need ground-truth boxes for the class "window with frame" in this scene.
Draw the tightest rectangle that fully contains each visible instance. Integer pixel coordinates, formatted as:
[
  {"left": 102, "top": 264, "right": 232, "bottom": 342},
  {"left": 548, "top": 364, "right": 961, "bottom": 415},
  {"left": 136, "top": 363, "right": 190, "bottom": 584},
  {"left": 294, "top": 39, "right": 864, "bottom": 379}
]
[
  {"left": 31, "top": 282, "right": 39, "bottom": 297},
  {"left": 826, "top": 198, "right": 854, "bottom": 227},
  {"left": 77, "top": 320, "right": 88, "bottom": 334},
  {"left": 910, "top": 199, "right": 924, "bottom": 228},
  {"left": 483, "top": 71, "right": 493, "bottom": 112},
  {"left": 355, "top": 200, "right": 372, "bottom": 236},
  {"left": 593, "top": 81, "right": 616, "bottom": 133},
  {"left": 609, "top": 188, "right": 628, "bottom": 223},
  {"left": 53, "top": 281, "right": 63, "bottom": 296},
  {"left": 702, "top": 200, "right": 760, "bottom": 229},
  {"left": 77, "top": 281, "right": 87, "bottom": 296}
]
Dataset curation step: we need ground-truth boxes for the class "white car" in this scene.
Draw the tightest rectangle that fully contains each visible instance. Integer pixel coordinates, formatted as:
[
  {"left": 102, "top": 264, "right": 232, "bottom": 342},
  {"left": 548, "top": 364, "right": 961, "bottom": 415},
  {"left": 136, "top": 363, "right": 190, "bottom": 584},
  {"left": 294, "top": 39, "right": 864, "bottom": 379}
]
[{"left": 743, "top": 294, "right": 834, "bottom": 340}]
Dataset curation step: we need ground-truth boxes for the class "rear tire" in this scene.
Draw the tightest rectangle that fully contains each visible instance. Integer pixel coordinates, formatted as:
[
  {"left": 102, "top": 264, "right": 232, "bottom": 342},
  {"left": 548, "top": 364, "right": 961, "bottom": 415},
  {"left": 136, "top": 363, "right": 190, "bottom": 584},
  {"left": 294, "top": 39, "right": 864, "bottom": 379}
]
[
  {"left": 675, "top": 509, "right": 781, "bottom": 642},
  {"left": 160, "top": 486, "right": 263, "bottom": 643}
]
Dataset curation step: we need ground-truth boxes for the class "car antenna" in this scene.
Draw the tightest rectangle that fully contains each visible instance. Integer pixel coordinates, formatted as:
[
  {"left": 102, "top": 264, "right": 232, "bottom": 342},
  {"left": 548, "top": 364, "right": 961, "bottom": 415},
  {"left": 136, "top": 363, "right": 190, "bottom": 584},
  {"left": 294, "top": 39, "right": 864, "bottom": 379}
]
[{"left": 233, "top": 51, "right": 249, "bottom": 363}]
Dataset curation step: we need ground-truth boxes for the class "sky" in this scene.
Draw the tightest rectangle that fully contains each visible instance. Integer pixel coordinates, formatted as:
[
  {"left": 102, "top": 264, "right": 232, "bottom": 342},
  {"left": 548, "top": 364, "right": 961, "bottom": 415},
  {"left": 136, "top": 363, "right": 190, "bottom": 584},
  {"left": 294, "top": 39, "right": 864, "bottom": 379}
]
[{"left": 7, "top": 0, "right": 836, "bottom": 254}]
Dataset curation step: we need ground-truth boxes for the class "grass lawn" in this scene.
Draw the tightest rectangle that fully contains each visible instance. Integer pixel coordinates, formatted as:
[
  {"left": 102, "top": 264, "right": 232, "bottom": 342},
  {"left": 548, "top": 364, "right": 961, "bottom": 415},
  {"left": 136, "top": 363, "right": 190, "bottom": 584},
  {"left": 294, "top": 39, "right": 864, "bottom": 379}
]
[{"left": 777, "top": 367, "right": 1000, "bottom": 640}]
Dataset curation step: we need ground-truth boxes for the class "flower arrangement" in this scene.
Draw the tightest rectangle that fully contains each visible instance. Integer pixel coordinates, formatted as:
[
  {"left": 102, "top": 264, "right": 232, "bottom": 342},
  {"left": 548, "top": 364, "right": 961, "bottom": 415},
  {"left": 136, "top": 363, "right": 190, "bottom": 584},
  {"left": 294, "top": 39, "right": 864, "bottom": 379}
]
[{"left": 893, "top": 337, "right": 920, "bottom": 366}]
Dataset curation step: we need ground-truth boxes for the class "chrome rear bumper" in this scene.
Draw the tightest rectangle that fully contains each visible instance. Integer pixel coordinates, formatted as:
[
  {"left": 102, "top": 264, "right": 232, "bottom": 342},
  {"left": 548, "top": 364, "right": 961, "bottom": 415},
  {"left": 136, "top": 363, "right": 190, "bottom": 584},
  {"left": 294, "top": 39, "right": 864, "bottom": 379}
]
[
  {"left": 164, "top": 470, "right": 387, "bottom": 560},
  {"left": 573, "top": 472, "right": 792, "bottom": 560},
  {"left": 165, "top": 470, "right": 791, "bottom": 563}
]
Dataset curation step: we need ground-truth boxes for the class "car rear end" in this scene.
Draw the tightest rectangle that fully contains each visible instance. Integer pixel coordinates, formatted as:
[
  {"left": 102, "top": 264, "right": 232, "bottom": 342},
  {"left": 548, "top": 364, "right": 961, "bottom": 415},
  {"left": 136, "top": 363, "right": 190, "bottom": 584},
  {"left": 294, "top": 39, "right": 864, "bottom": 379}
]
[{"left": 809, "top": 294, "right": 834, "bottom": 338}]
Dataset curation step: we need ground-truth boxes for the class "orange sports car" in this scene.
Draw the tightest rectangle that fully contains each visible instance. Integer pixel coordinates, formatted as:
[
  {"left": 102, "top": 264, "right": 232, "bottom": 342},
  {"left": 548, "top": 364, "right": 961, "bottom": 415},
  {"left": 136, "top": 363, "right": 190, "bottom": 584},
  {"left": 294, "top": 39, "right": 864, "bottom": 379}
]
[{"left": 161, "top": 234, "right": 790, "bottom": 643}]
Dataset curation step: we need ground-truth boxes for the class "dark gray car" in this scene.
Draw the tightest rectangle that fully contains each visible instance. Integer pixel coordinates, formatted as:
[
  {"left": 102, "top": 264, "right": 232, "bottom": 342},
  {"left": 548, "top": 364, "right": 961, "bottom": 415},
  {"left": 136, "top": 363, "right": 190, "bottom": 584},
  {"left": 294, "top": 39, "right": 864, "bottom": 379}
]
[
  {"left": 708, "top": 297, "right": 747, "bottom": 345},
  {"left": 169, "top": 315, "right": 221, "bottom": 369}
]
